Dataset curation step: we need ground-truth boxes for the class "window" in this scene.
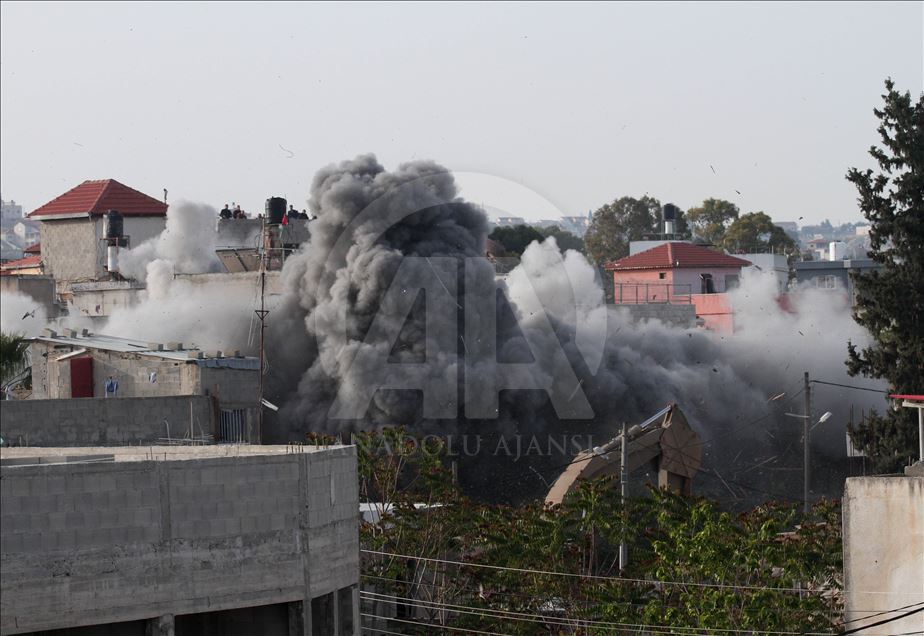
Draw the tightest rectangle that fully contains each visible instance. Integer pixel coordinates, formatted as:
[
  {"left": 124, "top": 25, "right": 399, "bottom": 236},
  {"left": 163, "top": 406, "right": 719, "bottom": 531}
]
[
  {"left": 658, "top": 272, "right": 666, "bottom": 280},
  {"left": 700, "top": 273, "right": 715, "bottom": 294},
  {"left": 815, "top": 275, "right": 840, "bottom": 289},
  {"left": 725, "top": 274, "right": 739, "bottom": 290}
]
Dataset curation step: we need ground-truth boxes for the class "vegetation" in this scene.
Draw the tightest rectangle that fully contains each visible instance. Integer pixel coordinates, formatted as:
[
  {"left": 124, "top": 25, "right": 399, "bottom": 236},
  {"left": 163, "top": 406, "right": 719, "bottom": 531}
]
[
  {"left": 685, "top": 198, "right": 740, "bottom": 246},
  {"left": 358, "top": 428, "right": 843, "bottom": 635},
  {"left": 721, "top": 211, "right": 799, "bottom": 256},
  {"left": 846, "top": 79, "right": 924, "bottom": 471},
  {"left": 584, "top": 196, "right": 690, "bottom": 265},
  {"left": 0, "top": 331, "right": 30, "bottom": 388},
  {"left": 489, "top": 224, "right": 585, "bottom": 257},
  {"left": 488, "top": 225, "right": 545, "bottom": 257},
  {"left": 535, "top": 225, "right": 585, "bottom": 254}
]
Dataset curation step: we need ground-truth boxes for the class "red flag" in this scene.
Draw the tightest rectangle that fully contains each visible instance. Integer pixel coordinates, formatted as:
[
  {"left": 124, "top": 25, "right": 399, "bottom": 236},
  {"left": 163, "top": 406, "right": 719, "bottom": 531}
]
[{"left": 282, "top": 214, "right": 289, "bottom": 226}]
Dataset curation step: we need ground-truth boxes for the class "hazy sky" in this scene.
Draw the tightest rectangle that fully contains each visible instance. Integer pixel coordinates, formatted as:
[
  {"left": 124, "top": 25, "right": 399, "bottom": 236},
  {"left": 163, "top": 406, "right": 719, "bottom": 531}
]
[{"left": 1, "top": 2, "right": 921, "bottom": 225}]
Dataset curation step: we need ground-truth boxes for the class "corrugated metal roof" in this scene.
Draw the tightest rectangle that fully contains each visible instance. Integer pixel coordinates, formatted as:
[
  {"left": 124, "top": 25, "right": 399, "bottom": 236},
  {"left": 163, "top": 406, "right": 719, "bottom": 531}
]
[
  {"left": 605, "top": 242, "right": 752, "bottom": 271},
  {"left": 28, "top": 179, "right": 168, "bottom": 219},
  {"left": 34, "top": 333, "right": 259, "bottom": 369}
]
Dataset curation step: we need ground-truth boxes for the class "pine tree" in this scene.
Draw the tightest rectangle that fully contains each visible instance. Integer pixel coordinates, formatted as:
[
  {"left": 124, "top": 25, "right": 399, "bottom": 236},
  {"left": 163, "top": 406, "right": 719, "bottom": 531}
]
[{"left": 846, "top": 79, "right": 924, "bottom": 471}]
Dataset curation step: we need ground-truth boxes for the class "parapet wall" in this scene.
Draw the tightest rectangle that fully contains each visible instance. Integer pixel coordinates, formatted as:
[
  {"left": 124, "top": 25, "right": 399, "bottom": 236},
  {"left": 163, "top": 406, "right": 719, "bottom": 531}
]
[
  {"left": 0, "top": 395, "right": 214, "bottom": 446},
  {"left": 0, "top": 446, "right": 359, "bottom": 635},
  {"left": 843, "top": 476, "right": 924, "bottom": 635},
  {"left": 617, "top": 303, "right": 696, "bottom": 328}
]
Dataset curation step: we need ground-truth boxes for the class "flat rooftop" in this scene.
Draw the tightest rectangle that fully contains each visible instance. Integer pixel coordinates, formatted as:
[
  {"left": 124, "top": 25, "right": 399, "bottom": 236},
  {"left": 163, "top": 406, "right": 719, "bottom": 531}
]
[{"left": 0, "top": 444, "right": 350, "bottom": 466}]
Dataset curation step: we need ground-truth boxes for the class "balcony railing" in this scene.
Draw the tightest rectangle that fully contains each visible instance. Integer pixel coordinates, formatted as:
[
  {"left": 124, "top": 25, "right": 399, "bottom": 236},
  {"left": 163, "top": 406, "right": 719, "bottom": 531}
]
[
  {"left": 611, "top": 279, "right": 738, "bottom": 304},
  {"left": 612, "top": 283, "right": 694, "bottom": 305}
]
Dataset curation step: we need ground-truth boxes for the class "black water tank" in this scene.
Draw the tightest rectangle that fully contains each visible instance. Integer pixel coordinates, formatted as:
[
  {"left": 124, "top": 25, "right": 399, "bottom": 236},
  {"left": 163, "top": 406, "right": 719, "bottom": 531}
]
[
  {"left": 265, "top": 197, "right": 287, "bottom": 224},
  {"left": 105, "top": 209, "right": 124, "bottom": 239},
  {"left": 663, "top": 203, "right": 678, "bottom": 221}
]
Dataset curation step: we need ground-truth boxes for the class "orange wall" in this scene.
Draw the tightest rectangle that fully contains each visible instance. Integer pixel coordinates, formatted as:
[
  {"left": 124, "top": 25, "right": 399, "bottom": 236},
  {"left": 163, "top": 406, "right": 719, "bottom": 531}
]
[
  {"left": 611, "top": 269, "right": 675, "bottom": 303},
  {"left": 690, "top": 293, "right": 734, "bottom": 334}
]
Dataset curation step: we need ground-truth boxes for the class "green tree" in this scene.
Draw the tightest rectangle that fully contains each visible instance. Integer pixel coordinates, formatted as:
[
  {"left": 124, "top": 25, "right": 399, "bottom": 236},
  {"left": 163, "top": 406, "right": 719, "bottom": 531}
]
[
  {"left": 534, "top": 225, "right": 585, "bottom": 254},
  {"left": 846, "top": 79, "right": 924, "bottom": 471},
  {"left": 0, "top": 331, "right": 30, "bottom": 387},
  {"left": 584, "top": 195, "right": 663, "bottom": 264},
  {"left": 488, "top": 225, "right": 544, "bottom": 256},
  {"left": 358, "top": 429, "right": 843, "bottom": 635},
  {"left": 686, "top": 198, "right": 739, "bottom": 245},
  {"left": 721, "top": 211, "right": 798, "bottom": 255}
]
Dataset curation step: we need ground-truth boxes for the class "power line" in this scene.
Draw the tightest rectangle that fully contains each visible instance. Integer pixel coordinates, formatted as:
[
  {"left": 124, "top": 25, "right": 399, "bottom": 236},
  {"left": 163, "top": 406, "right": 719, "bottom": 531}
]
[
  {"left": 836, "top": 604, "right": 924, "bottom": 635},
  {"left": 361, "top": 591, "right": 835, "bottom": 635},
  {"left": 810, "top": 380, "right": 889, "bottom": 394},
  {"left": 838, "top": 601, "right": 924, "bottom": 627},
  {"left": 362, "top": 549, "right": 820, "bottom": 594},
  {"left": 360, "top": 612, "right": 511, "bottom": 635}
]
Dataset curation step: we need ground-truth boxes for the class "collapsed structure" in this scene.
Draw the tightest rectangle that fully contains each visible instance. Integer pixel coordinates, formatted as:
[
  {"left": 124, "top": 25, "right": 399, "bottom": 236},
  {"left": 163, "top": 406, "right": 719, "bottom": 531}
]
[{"left": 545, "top": 404, "right": 702, "bottom": 506}]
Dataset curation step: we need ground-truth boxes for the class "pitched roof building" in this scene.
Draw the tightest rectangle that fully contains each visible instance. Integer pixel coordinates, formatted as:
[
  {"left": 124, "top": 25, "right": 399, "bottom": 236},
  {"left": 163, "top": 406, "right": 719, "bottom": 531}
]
[
  {"left": 605, "top": 242, "right": 752, "bottom": 271},
  {"left": 28, "top": 179, "right": 167, "bottom": 220},
  {"left": 28, "top": 179, "right": 168, "bottom": 286},
  {"left": 607, "top": 242, "right": 750, "bottom": 333}
]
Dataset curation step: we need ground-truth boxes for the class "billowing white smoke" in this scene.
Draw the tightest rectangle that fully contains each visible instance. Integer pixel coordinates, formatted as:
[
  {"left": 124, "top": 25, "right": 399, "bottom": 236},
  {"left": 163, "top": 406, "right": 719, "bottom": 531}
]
[
  {"left": 0, "top": 291, "right": 49, "bottom": 337},
  {"left": 119, "top": 200, "right": 221, "bottom": 282},
  {"left": 103, "top": 265, "right": 273, "bottom": 353}
]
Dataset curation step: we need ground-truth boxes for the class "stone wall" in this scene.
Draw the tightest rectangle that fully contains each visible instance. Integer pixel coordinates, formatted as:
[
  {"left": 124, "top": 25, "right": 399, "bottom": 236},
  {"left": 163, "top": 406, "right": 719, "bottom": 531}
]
[
  {"left": 39, "top": 216, "right": 165, "bottom": 287},
  {"left": 41, "top": 218, "right": 99, "bottom": 283},
  {"left": 0, "top": 446, "right": 359, "bottom": 634},
  {"left": 843, "top": 476, "right": 924, "bottom": 635},
  {"left": 0, "top": 395, "right": 214, "bottom": 446}
]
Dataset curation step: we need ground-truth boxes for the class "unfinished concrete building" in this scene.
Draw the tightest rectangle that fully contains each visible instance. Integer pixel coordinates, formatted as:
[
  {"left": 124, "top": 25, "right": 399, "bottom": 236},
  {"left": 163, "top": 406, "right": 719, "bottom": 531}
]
[
  {"left": 29, "top": 331, "right": 261, "bottom": 443},
  {"left": 0, "top": 444, "right": 360, "bottom": 635}
]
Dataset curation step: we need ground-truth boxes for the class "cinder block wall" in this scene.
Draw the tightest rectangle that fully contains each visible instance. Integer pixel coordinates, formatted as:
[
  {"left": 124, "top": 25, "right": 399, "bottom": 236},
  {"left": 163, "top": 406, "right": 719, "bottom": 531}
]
[
  {"left": 0, "top": 447, "right": 359, "bottom": 635},
  {"left": 0, "top": 395, "right": 214, "bottom": 446},
  {"left": 619, "top": 303, "right": 696, "bottom": 328}
]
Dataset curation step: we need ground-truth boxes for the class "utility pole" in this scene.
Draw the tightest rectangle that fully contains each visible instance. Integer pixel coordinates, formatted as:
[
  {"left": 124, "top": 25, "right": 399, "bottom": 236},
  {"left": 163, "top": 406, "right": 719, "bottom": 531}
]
[
  {"left": 803, "top": 372, "right": 812, "bottom": 515},
  {"left": 255, "top": 215, "right": 270, "bottom": 442},
  {"left": 619, "top": 420, "right": 628, "bottom": 571}
]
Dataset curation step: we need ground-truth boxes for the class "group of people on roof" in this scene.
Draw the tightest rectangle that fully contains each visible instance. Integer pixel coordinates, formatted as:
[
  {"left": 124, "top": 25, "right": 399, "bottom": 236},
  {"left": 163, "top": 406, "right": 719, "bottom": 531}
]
[{"left": 219, "top": 203, "right": 249, "bottom": 219}]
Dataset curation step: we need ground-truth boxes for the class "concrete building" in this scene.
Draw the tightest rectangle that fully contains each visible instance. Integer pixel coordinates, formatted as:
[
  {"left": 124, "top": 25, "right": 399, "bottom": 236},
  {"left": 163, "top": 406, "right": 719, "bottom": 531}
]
[
  {"left": 30, "top": 331, "right": 262, "bottom": 443},
  {"left": 773, "top": 221, "right": 799, "bottom": 239},
  {"left": 842, "top": 474, "right": 924, "bottom": 634},
  {"left": 493, "top": 216, "right": 526, "bottom": 227},
  {"left": 27, "top": 179, "right": 167, "bottom": 290},
  {"left": 793, "top": 259, "right": 882, "bottom": 305},
  {"left": 606, "top": 242, "right": 751, "bottom": 332},
  {"left": 0, "top": 444, "right": 360, "bottom": 635},
  {"left": 1, "top": 197, "right": 24, "bottom": 222},
  {"left": 215, "top": 218, "right": 311, "bottom": 273},
  {"left": 738, "top": 252, "right": 790, "bottom": 292},
  {"left": 559, "top": 215, "right": 591, "bottom": 238}
]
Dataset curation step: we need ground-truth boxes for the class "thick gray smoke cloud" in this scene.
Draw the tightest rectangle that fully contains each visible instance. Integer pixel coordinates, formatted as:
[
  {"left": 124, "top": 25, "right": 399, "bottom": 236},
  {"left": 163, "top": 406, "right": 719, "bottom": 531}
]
[
  {"left": 268, "top": 154, "right": 492, "bottom": 427},
  {"left": 266, "top": 155, "right": 885, "bottom": 503}
]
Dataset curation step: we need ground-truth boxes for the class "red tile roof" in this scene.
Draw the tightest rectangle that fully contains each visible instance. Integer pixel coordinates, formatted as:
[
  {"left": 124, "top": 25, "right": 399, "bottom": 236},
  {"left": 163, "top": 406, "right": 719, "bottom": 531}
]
[
  {"left": 605, "top": 242, "right": 752, "bottom": 271},
  {"left": 0, "top": 254, "right": 42, "bottom": 273},
  {"left": 24, "top": 242, "right": 40, "bottom": 254},
  {"left": 28, "top": 179, "right": 167, "bottom": 219}
]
